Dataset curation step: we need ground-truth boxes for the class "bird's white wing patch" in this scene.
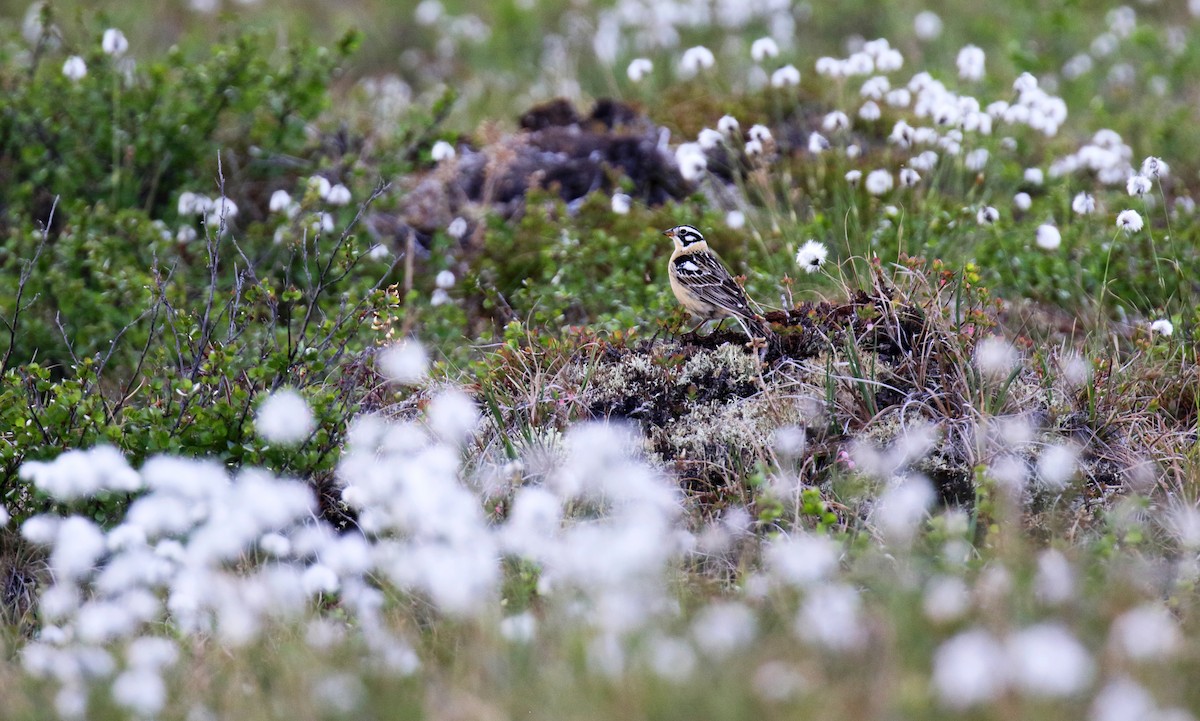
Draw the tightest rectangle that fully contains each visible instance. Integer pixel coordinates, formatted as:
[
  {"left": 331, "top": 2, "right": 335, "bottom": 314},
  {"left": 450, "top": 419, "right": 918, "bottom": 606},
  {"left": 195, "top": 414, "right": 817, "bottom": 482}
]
[{"left": 679, "top": 260, "right": 701, "bottom": 272}]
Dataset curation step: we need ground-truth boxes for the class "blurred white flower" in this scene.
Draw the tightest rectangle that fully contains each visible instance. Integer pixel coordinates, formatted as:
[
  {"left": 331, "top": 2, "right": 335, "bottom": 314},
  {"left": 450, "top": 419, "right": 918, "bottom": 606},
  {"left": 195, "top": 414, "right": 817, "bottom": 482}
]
[
  {"left": 914, "top": 10, "right": 944, "bottom": 41},
  {"left": 956, "top": 45, "right": 985, "bottom": 81},
  {"left": 1072, "top": 192, "right": 1096, "bottom": 215},
  {"left": 308, "top": 175, "right": 332, "bottom": 199},
  {"left": 20, "top": 446, "right": 141, "bottom": 501},
  {"left": 112, "top": 668, "right": 166, "bottom": 717},
  {"left": 748, "top": 124, "right": 772, "bottom": 143},
  {"left": 427, "top": 389, "right": 479, "bottom": 444},
  {"left": 975, "top": 206, "right": 999, "bottom": 225},
  {"left": 1151, "top": 319, "right": 1173, "bottom": 336},
  {"left": 923, "top": 575, "right": 970, "bottom": 623},
  {"left": 765, "top": 533, "right": 839, "bottom": 586},
  {"left": 822, "top": 111, "right": 850, "bottom": 133},
  {"left": 1036, "top": 223, "right": 1062, "bottom": 250},
  {"left": 750, "top": 37, "right": 779, "bottom": 62},
  {"left": 873, "top": 475, "right": 935, "bottom": 544},
  {"left": 717, "top": 114, "right": 740, "bottom": 135},
  {"left": 865, "top": 169, "right": 893, "bottom": 195},
  {"left": 102, "top": 28, "right": 129, "bottom": 56},
  {"left": 679, "top": 46, "right": 715, "bottom": 77},
  {"left": 1091, "top": 678, "right": 1156, "bottom": 721},
  {"left": 1024, "top": 167, "right": 1044, "bottom": 185},
  {"left": 611, "top": 193, "right": 631, "bottom": 215},
  {"left": 899, "top": 168, "right": 920, "bottom": 187},
  {"left": 933, "top": 629, "right": 1006, "bottom": 708},
  {"left": 859, "top": 100, "right": 882, "bottom": 121},
  {"left": 1007, "top": 623, "right": 1093, "bottom": 698},
  {"left": 1116, "top": 209, "right": 1143, "bottom": 233},
  {"left": 744, "top": 139, "right": 763, "bottom": 156},
  {"left": 806, "top": 132, "right": 829, "bottom": 153},
  {"left": 975, "top": 336, "right": 1017, "bottom": 378},
  {"left": 378, "top": 340, "right": 429, "bottom": 385},
  {"left": 1141, "top": 156, "right": 1168, "bottom": 179},
  {"left": 691, "top": 602, "right": 756, "bottom": 658},
  {"left": 1037, "top": 444, "right": 1078, "bottom": 490},
  {"left": 626, "top": 58, "right": 652, "bottom": 82},
  {"left": 62, "top": 56, "right": 87, "bottom": 81},
  {"left": 876, "top": 48, "right": 904, "bottom": 73},
  {"left": 1014, "top": 71, "right": 1038, "bottom": 93},
  {"left": 435, "top": 270, "right": 456, "bottom": 289},
  {"left": 326, "top": 184, "right": 351, "bottom": 206},
  {"left": 1034, "top": 548, "right": 1075, "bottom": 605},
  {"left": 845, "top": 169, "right": 862, "bottom": 186},
  {"left": 431, "top": 140, "right": 455, "bottom": 162},
  {"left": 1014, "top": 192, "right": 1032, "bottom": 211},
  {"left": 447, "top": 216, "right": 468, "bottom": 239},
  {"left": 697, "top": 128, "right": 723, "bottom": 150},
  {"left": 795, "top": 240, "right": 828, "bottom": 273},
  {"left": 795, "top": 583, "right": 866, "bottom": 651},
  {"left": 1110, "top": 604, "right": 1181, "bottom": 661},
  {"left": 499, "top": 611, "right": 537, "bottom": 643},
  {"left": 771, "top": 64, "right": 801, "bottom": 88},
  {"left": 965, "top": 148, "right": 989, "bottom": 171},
  {"left": 1126, "top": 174, "right": 1152, "bottom": 196},
  {"left": 725, "top": 210, "right": 745, "bottom": 229},
  {"left": 269, "top": 190, "right": 292, "bottom": 213},
  {"left": 256, "top": 388, "right": 315, "bottom": 444},
  {"left": 675, "top": 143, "right": 707, "bottom": 182}
]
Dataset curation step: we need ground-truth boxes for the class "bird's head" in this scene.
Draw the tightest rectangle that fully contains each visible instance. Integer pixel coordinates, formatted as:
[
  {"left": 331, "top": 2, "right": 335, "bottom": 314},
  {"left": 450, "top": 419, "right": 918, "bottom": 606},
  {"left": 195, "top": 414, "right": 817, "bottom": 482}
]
[{"left": 662, "top": 225, "right": 706, "bottom": 251}]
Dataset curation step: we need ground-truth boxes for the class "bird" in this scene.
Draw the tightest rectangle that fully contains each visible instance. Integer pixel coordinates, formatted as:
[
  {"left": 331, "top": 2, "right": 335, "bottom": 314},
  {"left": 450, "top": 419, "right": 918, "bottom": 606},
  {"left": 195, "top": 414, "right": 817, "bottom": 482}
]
[{"left": 662, "top": 224, "right": 772, "bottom": 341}]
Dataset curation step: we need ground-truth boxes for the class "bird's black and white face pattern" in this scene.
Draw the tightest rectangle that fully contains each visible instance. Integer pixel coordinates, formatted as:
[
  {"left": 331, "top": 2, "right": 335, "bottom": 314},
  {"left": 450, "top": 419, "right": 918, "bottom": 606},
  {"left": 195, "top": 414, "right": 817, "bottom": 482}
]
[{"left": 663, "top": 225, "right": 706, "bottom": 247}]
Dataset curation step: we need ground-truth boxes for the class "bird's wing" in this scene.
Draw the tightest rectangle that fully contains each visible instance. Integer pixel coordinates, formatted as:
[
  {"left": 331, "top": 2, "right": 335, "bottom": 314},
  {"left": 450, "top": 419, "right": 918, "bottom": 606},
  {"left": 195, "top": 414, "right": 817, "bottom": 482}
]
[{"left": 672, "top": 252, "right": 757, "bottom": 318}]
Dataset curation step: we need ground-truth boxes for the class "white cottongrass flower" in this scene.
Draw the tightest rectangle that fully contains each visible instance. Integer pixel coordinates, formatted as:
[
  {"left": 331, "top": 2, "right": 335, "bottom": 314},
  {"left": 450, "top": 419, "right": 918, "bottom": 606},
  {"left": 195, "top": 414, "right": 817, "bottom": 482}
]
[
  {"left": 976, "top": 206, "right": 999, "bottom": 225},
  {"left": 795, "top": 240, "right": 828, "bottom": 274},
  {"left": 1116, "top": 209, "right": 1143, "bottom": 233},
  {"left": 1014, "top": 192, "right": 1032, "bottom": 211},
  {"left": 923, "top": 575, "right": 970, "bottom": 623},
  {"left": 845, "top": 169, "right": 862, "bottom": 186},
  {"left": 447, "top": 216, "right": 468, "bottom": 239},
  {"left": 1036, "top": 223, "right": 1062, "bottom": 250},
  {"left": 62, "top": 55, "right": 87, "bottom": 81},
  {"left": 1141, "top": 156, "right": 1168, "bottom": 178},
  {"left": 748, "top": 124, "right": 772, "bottom": 143},
  {"left": 378, "top": 340, "right": 429, "bottom": 385},
  {"left": 691, "top": 602, "right": 757, "bottom": 658},
  {"left": 626, "top": 58, "right": 652, "bottom": 82},
  {"left": 430, "top": 140, "right": 455, "bottom": 162},
  {"left": 1109, "top": 604, "right": 1182, "bottom": 661},
  {"left": 807, "top": 132, "right": 829, "bottom": 153},
  {"left": 717, "top": 115, "right": 739, "bottom": 135},
  {"left": 744, "top": 139, "right": 763, "bottom": 156},
  {"left": 1150, "top": 318, "right": 1173, "bottom": 336},
  {"left": 308, "top": 175, "right": 332, "bottom": 199},
  {"left": 1072, "top": 192, "right": 1096, "bottom": 215},
  {"left": 611, "top": 193, "right": 631, "bottom": 215},
  {"left": 876, "top": 48, "right": 904, "bottom": 73},
  {"left": 1091, "top": 678, "right": 1157, "bottom": 721},
  {"left": 956, "top": 45, "right": 985, "bottom": 81},
  {"left": 865, "top": 169, "right": 893, "bottom": 195},
  {"left": 965, "top": 148, "right": 989, "bottom": 171},
  {"left": 112, "top": 668, "right": 167, "bottom": 717},
  {"left": 499, "top": 612, "right": 537, "bottom": 643},
  {"left": 914, "top": 10, "right": 944, "bottom": 40},
  {"left": 1126, "top": 174, "right": 1152, "bottom": 196},
  {"left": 764, "top": 533, "right": 839, "bottom": 587},
  {"left": 822, "top": 111, "right": 850, "bottom": 133},
  {"left": 899, "top": 168, "right": 920, "bottom": 187},
  {"left": 697, "top": 128, "right": 723, "bottom": 150},
  {"left": 873, "top": 475, "right": 935, "bottom": 544},
  {"left": 975, "top": 336, "right": 1018, "bottom": 378},
  {"left": 859, "top": 100, "right": 881, "bottom": 121},
  {"left": 1024, "top": 167, "right": 1044, "bottom": 185},
  {"left": 750, "top": 37, "right": 779, "bottom": 62},
  {"left": 326, "top": 184, "right": 351, "bottom": 206},
  {"left": 795, "top": 583, "right": 866, "bottom": 651},
  {"left": 770, "top": 64, "right": 801, "bottom": 88},
  {"left": 269, "top": 190, "right": 292, "bottom": 213},
  {"left": 426, "top": 389, "right": 479, "bottom": 444},
  {"left": 1014, "top": 71, "right": 1038, "bottom": 93},
  {"left": 1034, "top": 548, "right": 1075, "bottom": 605},
  {"left": 679, "top": 46, "right": 715, "bottom": 77},
  {"left": 19, "top": 446, "right": 141, "bottom": 501},
  {"left": 256, "top": 388, "right": 315, "bottom": 444},
  {"left": 675, "top": 143, "right": 707, "bottom": 182},
  {"left": 435, "top": 270, "right": 456, "bottom": 289},
  {"left": 102, "top": 28, "right": 129, "bottom": 56},
  {"left": 933, "top": 628, "right": 1007, "bottom": 708},
  {"left": 1035, "top": 443, "right": 1077, "bottom": 491},
  {"left": 1006, "top": 623, "right": 1093, "bottom": 698},
  {"left": 725, "top": 210, "right": 745, "bottom": 229}
]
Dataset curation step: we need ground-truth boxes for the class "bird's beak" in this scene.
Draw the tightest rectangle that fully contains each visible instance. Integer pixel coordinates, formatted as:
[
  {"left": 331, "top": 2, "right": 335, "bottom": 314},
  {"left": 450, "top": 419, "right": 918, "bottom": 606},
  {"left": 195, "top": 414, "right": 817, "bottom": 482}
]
[{"left": 662, "top": 229, "right": 674, "bottom": 238}]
